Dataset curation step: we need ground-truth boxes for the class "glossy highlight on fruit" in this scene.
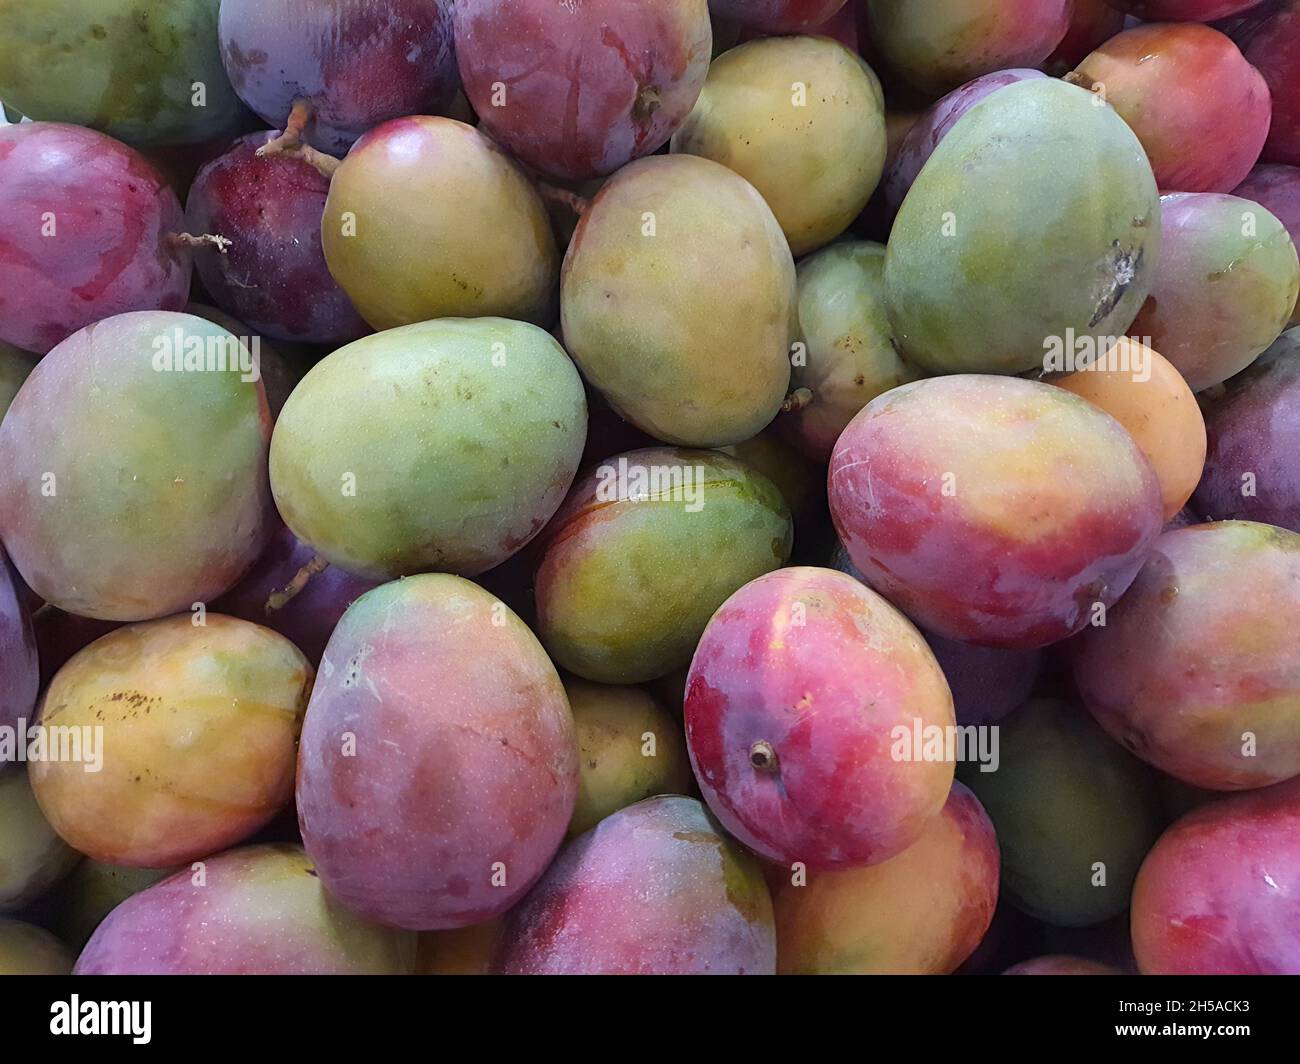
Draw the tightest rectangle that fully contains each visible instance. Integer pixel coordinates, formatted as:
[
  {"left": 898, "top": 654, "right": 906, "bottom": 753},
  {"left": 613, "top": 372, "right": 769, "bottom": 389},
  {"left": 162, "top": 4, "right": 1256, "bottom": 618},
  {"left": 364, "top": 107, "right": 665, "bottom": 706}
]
[
  {"left": 1131, "top": 779, "right": 1300, "bottom": 975},
  {"left": 1068, "top": 22, "right": 1271, "bottom": 193}
]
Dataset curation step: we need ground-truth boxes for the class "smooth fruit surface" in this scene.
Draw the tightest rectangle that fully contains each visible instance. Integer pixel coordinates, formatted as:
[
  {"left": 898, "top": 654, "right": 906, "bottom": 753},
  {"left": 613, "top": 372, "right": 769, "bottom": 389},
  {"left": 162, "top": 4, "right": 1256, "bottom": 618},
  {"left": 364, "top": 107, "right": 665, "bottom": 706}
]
[
  {"left": 1194, "top": 331, "right": 1300, "bottom": 530},
  {"left": 296, "top": 575, "right": 578, "bottom": 930},
  {"left": 75, "top": 844, "right": 416, "bottom": 974},
  {"left": 685, "top": 567, "right": 954, "bottom": 870},
  {"left": 829, "top": 375, "right": 1164, "bottom": 648},
  {"left": 219, "top": 0, "right": 458, "bottom": 154},
  {"left": 270, "top": 317, "right": 586, "bottom": 580},
  {"left": 1068, "top": 22, "right": 1271, "bottom": 193},
  {"left": 1131, "top": 780, "right": 1300, "bottom": 974},
  {"left": 865, "top": 0, "right": 1071, "bottom": 94},
  {"left": 185, "top": 132, "right": 368, "bottom": 345},
  {"left": 0, "top": 123, "right": 191, "bottom": 354},
  {"left": 0, "top": 768, "right": 78, "bottom": 912},
  {"left": 962, "top": 697, "right": 1163, "bottom": 927},
  {"left": 0, "top": 918, "right": 74, "bottom": 975},
  {"left": 565, "top": 679, "right": 692, "bottom": 839},
  {"left": 495, "top": 796, "right": 776, "bottom": 974},
  {"left": 671, "top": 35, "right": 886, "bottom": 256},
  {"left": 0, "top": 311, "right": 274, "bottom": 621},
  {"left": 1073, "top": 522, "right": 1300, "bottom": 790},
  {"left": 534, "top": 448, "right": 793, "bottom": 684},
  {"left": 30, "top": 615, "right": 313, "bottom": 866},
  {"left": 456, "top": 0, "right": 712, "bottom": 181},
  {"left": 1129, "top": 193, "right": 1299, "bottom": 391},
  {"left": 0, "top": 0, "right": 245, "bottom": 146},
  {"left": 561, "top": 154, "right": 795, "bottom": 447},
  {"left": 772, "top": 782, "right": 998, "bottom": 974},
  {"left": 1051, "top": 340, "right": 1207, "bottom": 521},
  {"left": 778, "top": 241, "right": 913, "bottom": 461},
  {"left": 322, "top": 117, "right": 559, "bottom": 331},
  {"left": 885, "top": 79, "right": 1160, "bottom": 376}
]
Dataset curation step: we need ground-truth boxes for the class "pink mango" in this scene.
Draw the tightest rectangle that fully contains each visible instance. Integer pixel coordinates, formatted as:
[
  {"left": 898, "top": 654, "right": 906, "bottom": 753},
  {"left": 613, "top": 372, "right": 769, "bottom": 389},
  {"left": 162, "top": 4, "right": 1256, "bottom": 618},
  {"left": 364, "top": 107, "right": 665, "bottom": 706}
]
[
  {"left": 495, "top": 796, "right": 775, "bottom": 974},
  {"left": 1068, "top": 22, "right": 1271, "bottom": 192},
  {"left": 1074, "top": 521, "right": 1300, "bottom": 790},
  {"left": 297, "top": 574, "right": 577, "bottom": 930},
  {"left": 0, "top": 123, "right": 190, "bottom": 354},
  {"left": 685, "top": 566, "right": 954, "bottom": 870},
  {"left": 1132, "top": 779, "right": 1300, "bottom": 974},
  {"left": 75, "top": 844, "right": 415, "bottom": 975},
  {"left": 829, "top": 375, "right": 1163, "bottom": 649}
]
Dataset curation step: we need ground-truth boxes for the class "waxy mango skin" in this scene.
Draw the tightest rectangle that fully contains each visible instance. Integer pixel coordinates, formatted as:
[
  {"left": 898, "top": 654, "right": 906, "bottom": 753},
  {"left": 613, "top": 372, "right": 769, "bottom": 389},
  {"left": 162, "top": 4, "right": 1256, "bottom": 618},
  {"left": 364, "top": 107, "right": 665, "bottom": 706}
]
[
  {"left": 1073, "top": 522, "right": 1300, "bottom": 791},
  {"left": 685, "top": 566, "right": 954, "bottom": 871},
  {"left": 829, "top": 375, "right": 1164, "bottom": 649},
  {"left": 75, "top": 844, "right": 415, "bottom": 975},
  {"left": 495, "top": 796, "right": 776, "bottom": 975},
  {"left": 296, "top": 575, "right": 578, "bottom": 931},
  {"left": 30, "top": 614, "right": 313, "bottom": 868},
  {"left": 534, "top": 447, "right": 793, "bottom": 684},
  {"left": 0, "top": 310, "right": 274, "bottom": 621}
]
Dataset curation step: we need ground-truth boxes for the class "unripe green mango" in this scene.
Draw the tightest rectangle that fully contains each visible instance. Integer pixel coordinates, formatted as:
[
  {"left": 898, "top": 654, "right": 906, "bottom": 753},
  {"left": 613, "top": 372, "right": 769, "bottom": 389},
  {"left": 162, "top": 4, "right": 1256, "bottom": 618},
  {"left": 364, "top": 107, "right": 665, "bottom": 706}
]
[
  {"left": 0, "top": 1, "right": 245, "bottom": 146},
  {"left": 885, "top": 78, "right": 1160, "bottom": 376},
  {"left": 270, "top": 318, "right": 587, "bottom": 579}
]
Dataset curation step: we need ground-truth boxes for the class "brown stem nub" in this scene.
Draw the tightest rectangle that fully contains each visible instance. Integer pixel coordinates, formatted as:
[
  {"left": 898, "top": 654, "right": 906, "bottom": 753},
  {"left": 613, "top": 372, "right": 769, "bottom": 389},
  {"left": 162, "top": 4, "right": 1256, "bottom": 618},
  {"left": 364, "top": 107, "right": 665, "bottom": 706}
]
[
  {"left": 256, "top": 98, "right": 314, "bottom": 159},
  {"left": 290, "top": 144, "right": 342, "bottom": 180},
  {"left": 634, "top": 85, "right": 662, "bottom": 120},
  {"left": 749, "top": 740, "right": 779, "bottom": 774},
  {"left": 536, "top": 182, "right": 591, "bottom": 217},
  {"left": 781, "top": 387, "right": 814, "bottom": 414},
  {"left": 169, "top": 232, "right": 232, "bottom": 254},
  {"left": 265, "top": 555, "right": 329, "bottom": 613}
]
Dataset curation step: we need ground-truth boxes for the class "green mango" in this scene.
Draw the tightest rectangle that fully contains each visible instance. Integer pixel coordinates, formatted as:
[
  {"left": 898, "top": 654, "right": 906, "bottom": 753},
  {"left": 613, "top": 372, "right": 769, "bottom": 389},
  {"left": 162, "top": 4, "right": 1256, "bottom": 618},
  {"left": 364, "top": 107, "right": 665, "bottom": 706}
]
[
  {"left": 270, "top": 317, "right": 587, "bottom": 579},
  {"left": 885, "top": 78, "right": 1160, "bottom": 376},
  {"left": 0, "top": 1, "right": 245, "bottom": 146},
  {"left": 961, "top": 696, "right": 1162, "bottom": 927}
]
